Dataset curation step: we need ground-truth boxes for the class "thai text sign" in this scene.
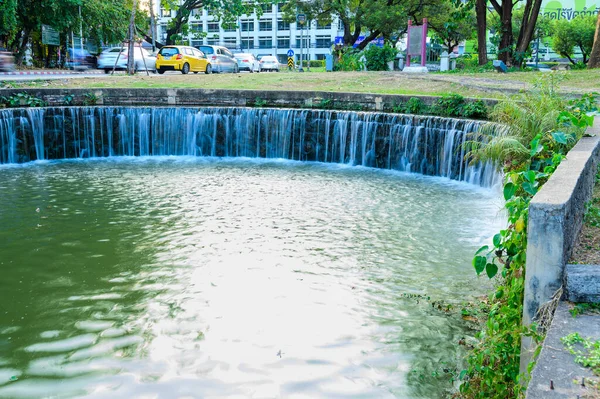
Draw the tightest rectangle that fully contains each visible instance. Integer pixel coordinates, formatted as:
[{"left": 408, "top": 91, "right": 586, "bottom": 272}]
[
  {"left": 42, "top": 25, "right": 60, "bottom": 46},
  {"left": 408, "top": 25, "right": 423, "bottom": 55}
]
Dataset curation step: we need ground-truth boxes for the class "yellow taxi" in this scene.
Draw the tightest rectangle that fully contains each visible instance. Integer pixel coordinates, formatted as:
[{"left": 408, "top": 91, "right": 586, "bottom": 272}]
[{"left": 156, "top": 45, "right": 212, "bottom": 74}]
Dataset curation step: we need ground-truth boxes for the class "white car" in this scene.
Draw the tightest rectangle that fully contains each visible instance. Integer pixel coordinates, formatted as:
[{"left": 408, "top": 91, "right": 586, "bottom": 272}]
[
  {"left": 97, "top": 47, "right": 156, "bottom": 74},
  {"left": 259, "top": 56, "right": 280, "bottom": 72},
  {"left": 234, "top": 53, "right": 260, "bottom": 73}
]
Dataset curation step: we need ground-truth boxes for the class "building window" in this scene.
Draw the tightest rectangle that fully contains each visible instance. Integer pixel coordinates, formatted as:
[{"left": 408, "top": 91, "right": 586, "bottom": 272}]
[
  {"left": 295, "top": 38, "right": 310, "bottom": 48},
  {"left": 315, "top": 54, "right": 326, "bottom": 60},
  {"left": 338, "top": 20, "right": 344, "bottom": 31},
  {"left": 316, "top": 21, "right": 331, "bottom": 30},
  {"left": 260, "top": 4, "right": 272, "bottom": 13},
  {"left": 277, "top": 2, "right": 286, "bottom": 12},
  {"left": 190, "top": 8, "right": 202, "bottom": 17},
  {"left": 241, "top": 20, "right": 254, "bottom": 32},
  {"left": 160, "top": 8, "right": 172, "bottom": 17},
  {"left": 241, "top": 38, "right": 254, "bottom": 49},
  {"left": 259, "top": 37, "right": 272, "bottom": 48},
  {"left": 259, "top": 20, "right": 272, "bottom": 31},
  {"left": 207, "top": 22, "right": 219, "bottom": 33},
  {"left": 277, "top": 37, "right": 290, "bottom": 48},
  {"left": 223, "top": 38, "right": 237, "bottom": 48},
  {"left": 207, "top": 37, "right": 219, "bottom": 45},
  {"left": 316, "top": 36, "right": 331, "bottom": 48},
  {"left": 190, "top": 24, "right": 203, "bottom": 33},
  {"left": 277, "top": 20, "right": 290, "bottom": 30},
  {"left": 191, "top": 40, "right": 203, "bottom": 47},
  {"left": 222, "top": 22, "right": 237, "bottom": 32}
]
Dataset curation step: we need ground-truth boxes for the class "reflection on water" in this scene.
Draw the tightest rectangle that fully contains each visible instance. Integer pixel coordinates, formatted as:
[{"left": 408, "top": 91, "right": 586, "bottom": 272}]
[{"left": 0, "top": 158, "right": 502, "bottom": 398}]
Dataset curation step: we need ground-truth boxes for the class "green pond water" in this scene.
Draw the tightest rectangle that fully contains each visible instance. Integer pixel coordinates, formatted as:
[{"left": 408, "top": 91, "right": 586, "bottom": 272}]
[{"left": 0, "top": 158, "right": 502, "bottom": 399}]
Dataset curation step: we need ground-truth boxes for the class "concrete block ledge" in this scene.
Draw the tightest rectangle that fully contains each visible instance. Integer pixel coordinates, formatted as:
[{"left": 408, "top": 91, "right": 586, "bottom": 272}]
[
  {"left": 566, "top": 264, "right": 600, "bottom": 302},
  {"left": 525, "top": 302, "right": 600, "bottom": 399},
  {"left": 0, "top": 88, "right": 497, "bottom": 113}
]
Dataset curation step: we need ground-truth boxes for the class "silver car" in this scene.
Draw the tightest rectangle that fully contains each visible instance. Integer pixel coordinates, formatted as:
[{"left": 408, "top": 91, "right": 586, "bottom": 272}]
[
  {"left": 233, "top": 53, "right": 260, "bottom": 73},
  {"left": 97, "top": 47, "right": 156, "bottom": 74},
  {"left": 259, "top": 55, "right": 280, "bottom": 72},
  {"left": 198, "top": 45, "right": 239, "bottom": 73}
]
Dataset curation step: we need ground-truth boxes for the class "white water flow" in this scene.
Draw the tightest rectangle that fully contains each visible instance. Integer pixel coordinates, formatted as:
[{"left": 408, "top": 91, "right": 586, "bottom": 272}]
[{"left": 0, "top": 107, "right": 502, "bottom": 187}]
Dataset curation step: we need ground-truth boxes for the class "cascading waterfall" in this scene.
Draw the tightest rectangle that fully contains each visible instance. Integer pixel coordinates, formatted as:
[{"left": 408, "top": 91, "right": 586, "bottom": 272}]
[{"left": 0, "top": 106, "right": 503, "bottom": 187}]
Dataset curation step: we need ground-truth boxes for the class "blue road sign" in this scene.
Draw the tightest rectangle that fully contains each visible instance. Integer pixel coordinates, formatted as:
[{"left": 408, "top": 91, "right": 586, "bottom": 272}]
[{"left": 287, "top": 49, "right": 294, "bottom": 57}]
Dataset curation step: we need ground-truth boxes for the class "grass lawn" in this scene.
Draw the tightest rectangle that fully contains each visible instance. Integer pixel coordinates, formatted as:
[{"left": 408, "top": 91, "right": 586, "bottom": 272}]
[{"left": 2, "top": 69, "right": 599, "bottom": 99}]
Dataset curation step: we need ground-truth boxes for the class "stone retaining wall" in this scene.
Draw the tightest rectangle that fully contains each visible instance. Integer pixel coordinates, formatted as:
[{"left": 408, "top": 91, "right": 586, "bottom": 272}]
[
  {"left": 521, "top": 118, "right": 600, "bottom": 372},
  {"left": 0, "top": 88, "right": 496, "bottom": 113}
]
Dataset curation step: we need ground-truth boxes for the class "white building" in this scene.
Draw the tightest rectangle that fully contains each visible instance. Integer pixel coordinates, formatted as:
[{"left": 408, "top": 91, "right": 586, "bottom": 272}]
[{"left": 155, "top": 4, "right": 342, "bottom": 63}]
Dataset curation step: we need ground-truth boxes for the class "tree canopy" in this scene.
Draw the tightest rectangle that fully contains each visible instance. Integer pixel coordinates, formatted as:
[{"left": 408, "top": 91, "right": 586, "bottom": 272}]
[{"left": 0, "top": 0, "right": 145, "bottom": 65}]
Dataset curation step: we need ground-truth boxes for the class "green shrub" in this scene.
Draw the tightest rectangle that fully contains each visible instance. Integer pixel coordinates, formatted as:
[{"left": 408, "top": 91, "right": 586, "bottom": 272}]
[
  {"left": 363, "top": 44, "right": 398, "bottom": 71},
  {"left": 299, "top": 60, "right": 325, "bottom": 67},
  {"left": 461, "top": 100, "right": 489, "bottom": 119},
  {"left": 405, "top": 97, "right": 425, "bottom": 114},
  {"left": 334, "top": 51, "right": 364, "bottom": 71},
  {"left": 434, "top": 93, "right": 466, "bottom": 117}
]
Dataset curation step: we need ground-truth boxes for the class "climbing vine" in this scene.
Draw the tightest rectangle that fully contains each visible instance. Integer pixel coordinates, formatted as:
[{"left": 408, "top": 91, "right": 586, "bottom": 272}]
[{"left": 458, "top": 86, "right": 598, "bottom": 398}]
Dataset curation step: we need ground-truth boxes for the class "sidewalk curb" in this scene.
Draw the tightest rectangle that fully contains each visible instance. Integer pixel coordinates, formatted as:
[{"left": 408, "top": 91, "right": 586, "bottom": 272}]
[{"left": 0, "top": 70, "right": 104, "bottom": 76}]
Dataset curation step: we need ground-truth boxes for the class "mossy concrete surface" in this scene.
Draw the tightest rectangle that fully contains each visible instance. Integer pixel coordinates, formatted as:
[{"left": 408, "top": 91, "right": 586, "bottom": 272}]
[{"left": 525, "top": 302, "right": 599, "bottom": 399}]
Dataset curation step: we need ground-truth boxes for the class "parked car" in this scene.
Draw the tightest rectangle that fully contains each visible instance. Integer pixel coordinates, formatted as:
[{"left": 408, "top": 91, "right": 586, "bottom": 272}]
[
  {"left": 233, "top": 53, "right": 260, "bottom": 73},
  {"left": 197, "top": 45, "right": 238, "bottom": 73},
  {"left": 259, "top": 55, "right": 280, "bottom": 72},
  {"left": 97, "top": 46, "right": 156, "bottom": 74},
  {"left": 0, "top": 50, "right": 15, "bottom": 72},
  {"left": 155, "top": 45, "right": 212, "bottom": 74},
  {"left": 67, "top": 48, "right": 97, "bottom": 70}
]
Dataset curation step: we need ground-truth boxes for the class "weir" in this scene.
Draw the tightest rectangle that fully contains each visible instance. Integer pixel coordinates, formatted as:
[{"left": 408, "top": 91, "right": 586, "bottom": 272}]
[{"left": 0, "top": 106, "right": 501, "bottom": 187}]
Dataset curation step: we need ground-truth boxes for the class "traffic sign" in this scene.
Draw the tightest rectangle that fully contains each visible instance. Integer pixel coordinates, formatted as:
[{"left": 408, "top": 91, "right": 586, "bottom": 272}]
[
  {"left": 296, "top": 14, "right": 306, "bottom": 24},
  {"left": 287, "top": 57, "right": 294, "bottom": 69},
  {"left": 287, "top": 49, "right": 294, "bottom": 57}
]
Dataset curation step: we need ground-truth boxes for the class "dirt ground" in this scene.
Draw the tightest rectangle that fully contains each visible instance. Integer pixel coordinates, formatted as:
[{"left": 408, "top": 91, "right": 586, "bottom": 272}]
[{"left": 571, "top": 174, "right": 600, "bottom": 265}]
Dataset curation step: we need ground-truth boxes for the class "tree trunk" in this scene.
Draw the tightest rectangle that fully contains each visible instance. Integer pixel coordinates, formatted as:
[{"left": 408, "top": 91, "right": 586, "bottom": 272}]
[
  {"left": 475, "top": 0, "right": 488, "bottom": 65},
  {"left": 498, "top": 2, "right": 513, "bottom": 65},
  {"left": 514, "top": 0, "right": 543, "bottom": 66},
  {"left": 166, "top": 13, "right": 187, "bottom": 45},
  {"left": 356, "top": 30, "right": 381, "bottom": 50},
  {"left": 589, "top": 13, "right": 600, "bottom": 68},
  {"left": 127, "top": 0, "right": 137, "bottom": 75},
  {"left": 14, "top": 29, "right": 30, "bottom": 66}
]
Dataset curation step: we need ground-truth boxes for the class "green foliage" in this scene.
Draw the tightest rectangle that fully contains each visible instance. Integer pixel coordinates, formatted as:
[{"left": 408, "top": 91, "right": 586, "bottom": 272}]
[
  {"left": 300, "top": 60, "right": 325, "bottom": 68},
  {"left": 363, "top": 44, "right": 398, "bottom": 71},
  {"left": 82, "top": 92, "right": 99, "bottom": 106},
  {"left": 569, "top": 302, "right": 600, "bottom": 317},
  {"left": 433, "top": 93, "right": 466, "bottom": 117},
  {"left": 254, "top": 97, "right": 267, "bottom": 107},
  {"left": 561, "top": 333, "right": 600, "bottom": 375},
  {"left": 461, "top": 100, "right": 489, "bottom": 119},
  {"left": 446, "top": 54, "right": 495, "bottom": 74},
  {"left": 334, "top": 51, "right": 364, "bottom": 71},
  {"left": 584, "top": 197, "right": 600, "bottom": 227},
  {"left": 405, "top": 97, "right": 425, "bottom": 114},
  {"left": 459, "top": 83, "right": 598, "bottom": 398},
  {"left": 0, "top": 92, "right": 47, "bottom": 107},
  {"left": 552, "top": 15, "right": 597, "bottom": 64},
  {"left": 63, "top": 94, "right": 74, "bottom": 106}
]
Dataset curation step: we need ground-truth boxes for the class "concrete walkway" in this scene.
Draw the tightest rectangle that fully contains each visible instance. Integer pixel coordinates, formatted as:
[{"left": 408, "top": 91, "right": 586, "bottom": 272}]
[{"left": 526, "top": 302, "right": 600, "bottom": 399}]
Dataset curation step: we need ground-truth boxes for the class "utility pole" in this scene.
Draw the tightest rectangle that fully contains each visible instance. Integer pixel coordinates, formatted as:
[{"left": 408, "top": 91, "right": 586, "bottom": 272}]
[
  {"left": 127, "top": 0, "right": 137, "bottom": 75},
  {"left": 149, "top": 0, "right": 156, "bottom": 52}
]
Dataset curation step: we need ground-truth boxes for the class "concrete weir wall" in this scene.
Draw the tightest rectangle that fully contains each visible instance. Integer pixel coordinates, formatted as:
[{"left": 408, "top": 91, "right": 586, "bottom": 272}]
[{"left": 0, "top": 88, "right": 496, "bottom": 111}]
